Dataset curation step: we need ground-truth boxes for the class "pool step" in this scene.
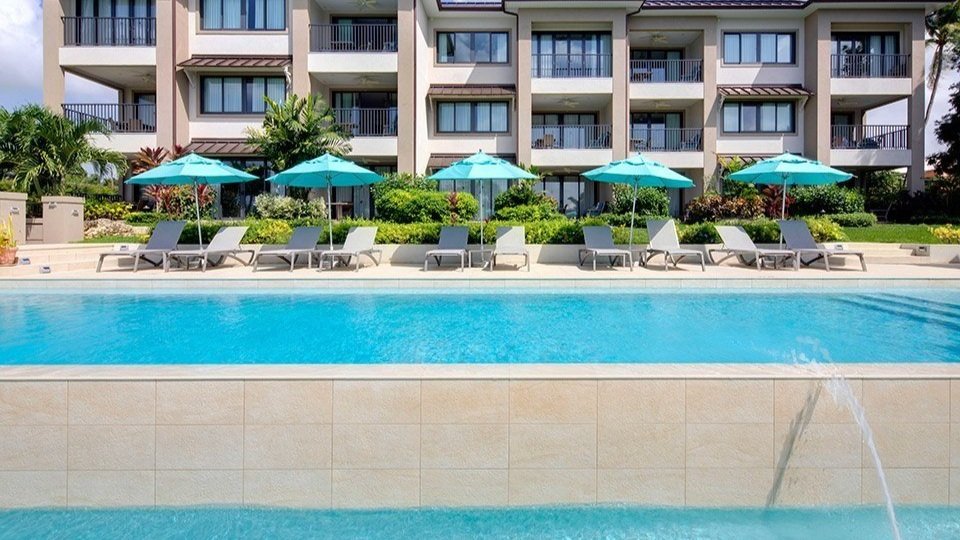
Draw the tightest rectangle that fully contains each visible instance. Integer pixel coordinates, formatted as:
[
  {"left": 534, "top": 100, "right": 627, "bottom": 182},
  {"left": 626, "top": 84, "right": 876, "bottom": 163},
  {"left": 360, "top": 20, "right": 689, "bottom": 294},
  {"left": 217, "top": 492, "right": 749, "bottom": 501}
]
[{"left": 835, "top": 295, "right": 960, "bottom": 331}]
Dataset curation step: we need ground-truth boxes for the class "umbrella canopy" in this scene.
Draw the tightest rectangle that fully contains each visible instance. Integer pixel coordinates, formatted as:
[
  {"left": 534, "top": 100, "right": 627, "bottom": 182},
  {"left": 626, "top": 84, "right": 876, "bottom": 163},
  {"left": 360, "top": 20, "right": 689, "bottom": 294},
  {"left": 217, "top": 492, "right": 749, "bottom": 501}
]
[
  {"left": 583, "top": 154, "right": 695, "bottom": 249},
  {"left": 427, "top": 151, "right": 537, "bottom": 254},
  {"left": 125, "top": 153, "right": 258, "bottom": 247},
  {"left": 727, "top": 152, "right": 853, "bottom": 219},
  {"left": 268, "top": 153, "right": 384, "bottom": 249}
]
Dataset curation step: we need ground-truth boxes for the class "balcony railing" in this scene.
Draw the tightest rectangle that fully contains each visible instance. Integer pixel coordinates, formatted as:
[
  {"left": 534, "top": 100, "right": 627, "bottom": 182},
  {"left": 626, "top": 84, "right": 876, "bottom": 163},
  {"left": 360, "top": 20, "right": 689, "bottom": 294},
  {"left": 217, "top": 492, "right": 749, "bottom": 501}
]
[
  {"left": 333, "top": 108, "right": 398, "bottom": 137},
  {"left": 62, "top": 16, "right": 156, "bottom": 46},
  {"left": 831, "top": 124, "right": 909, "bottom": 150},
  {"left": 630, "top": 59, "right": 703, "bottom": 83},
  {"left": 531, "top": 125, "right": 612, "bottom": 149},
  {"left": 309, "top": 24, "right": 398, "bottom": 52},
  {"left": 62, "top": 103, "right": 157, "bottom": 133},
  {"left": 830, "top": 54, "right": 910, "bottom": 78},
  {"left": 531, "top": 54, "right": 612, "bottom": 78},
  {"left": 630, "top": 128, "right": 703, "bottom": 152}
]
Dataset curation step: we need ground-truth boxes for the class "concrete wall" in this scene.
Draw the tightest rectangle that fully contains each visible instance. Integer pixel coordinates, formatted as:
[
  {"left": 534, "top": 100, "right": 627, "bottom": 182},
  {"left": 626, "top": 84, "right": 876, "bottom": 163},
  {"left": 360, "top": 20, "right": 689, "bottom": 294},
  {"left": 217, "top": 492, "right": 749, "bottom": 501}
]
[
  {"left": 0, "top": 377, "right": 955, "bottom": 508},
  {"left": 0, "top": 192, "right": 28, "bottom": 246}
]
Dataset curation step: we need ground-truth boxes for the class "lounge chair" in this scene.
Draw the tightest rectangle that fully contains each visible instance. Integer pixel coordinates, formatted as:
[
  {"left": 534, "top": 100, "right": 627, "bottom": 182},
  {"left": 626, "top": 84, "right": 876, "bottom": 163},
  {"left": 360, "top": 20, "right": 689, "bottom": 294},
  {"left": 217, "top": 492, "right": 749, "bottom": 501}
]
[
  {"left": 578, "top": 226, "right": 633, "bottom": 271},
  {"left": 491, "top": 226, "right": 530, "bottom": 271},
  {"left": 424, "top": 226, "right": 468, "bottom": 271},
  {"left": 96, "top": 220, "right": 185, "bottom": 272},
  {"left": 644, "top": 219, "right": 705, "bottom": 271},
  {"left": 778, "top": 220, "right": 867, "bottom": 271},
  {"left": 252, "top": 226, "right": 322, "bottom": 271},
  {"left": 163, "top": 226, "right": 254, "bottom": 272},
  {"left": 709, "top": 225, "right": 797, "bottom": 270},
  {"left": 317, "top": 226, "right": 382, "bottom": 272}
]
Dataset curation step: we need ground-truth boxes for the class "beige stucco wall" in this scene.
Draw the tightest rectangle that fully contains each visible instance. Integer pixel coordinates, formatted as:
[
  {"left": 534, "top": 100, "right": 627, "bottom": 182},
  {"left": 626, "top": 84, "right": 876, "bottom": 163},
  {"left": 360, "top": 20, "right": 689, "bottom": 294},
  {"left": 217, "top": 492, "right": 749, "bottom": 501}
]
[{"left": 0, "top": 376, "right": 956, "bottom": 508}]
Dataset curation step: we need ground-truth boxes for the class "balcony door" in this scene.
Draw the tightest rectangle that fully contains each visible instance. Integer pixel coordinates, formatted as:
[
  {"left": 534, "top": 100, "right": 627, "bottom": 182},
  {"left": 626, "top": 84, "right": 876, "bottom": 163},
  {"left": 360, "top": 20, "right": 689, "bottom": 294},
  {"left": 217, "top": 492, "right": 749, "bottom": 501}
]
[
  {"left": 332, "top": 92, "right": 398, "bottom": 136},
  {"left": 630, "top": 49, "right": 682, "bottom": 82},
  {"left": 631, "top": 112, "right": 682, "bottom": 151},
  {"left": 330, "top": 17, "right": 398, "bottom": 51},
  {"left": 133, "top": 93, "right": 156, "bottom": 131},
  {"left": 831, "top": 32, "right": 900, "bottom": 77},
  {"left": 532, "top": 33, "right": 612, "bottom": 77},
  {"left": 76, "top": 0, "right": 155, "bottom": 45},
  {"left": 532, "top": 113, "right": 597, "bottom": 149}
]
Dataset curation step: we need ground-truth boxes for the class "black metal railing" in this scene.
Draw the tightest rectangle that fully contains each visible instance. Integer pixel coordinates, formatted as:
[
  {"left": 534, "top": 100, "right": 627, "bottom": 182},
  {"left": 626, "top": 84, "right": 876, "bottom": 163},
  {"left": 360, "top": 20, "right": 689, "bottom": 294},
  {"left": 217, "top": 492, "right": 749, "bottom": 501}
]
[
  {"left": 333, "top": 108, "right": 398, "bottom": 137},
  {"left": 830, "top": 54, "right": 910, "bottom": 78},
  {"left": 62, "top": 16, "right": 156, "bottom": 46},
  {"left": 831, "top": 124, "right": 909, "bottom": 150},
  {"left": 630, "top": 59, "right": 703, "bottom": 83},
  {"left": 62, "top": 103, "right": 157, "bottom": 133},
  {"left": 531, "top": 125, "right": 612, "bottom": 149},
  {"left": 630, "top": 128, "right": 703, "bottom": 152},
  {"left": 531, "top": 54, "right": 612, "bottom": 78},
  {"left": 309, "top": 24, "right": 398, "bottom": 52}
]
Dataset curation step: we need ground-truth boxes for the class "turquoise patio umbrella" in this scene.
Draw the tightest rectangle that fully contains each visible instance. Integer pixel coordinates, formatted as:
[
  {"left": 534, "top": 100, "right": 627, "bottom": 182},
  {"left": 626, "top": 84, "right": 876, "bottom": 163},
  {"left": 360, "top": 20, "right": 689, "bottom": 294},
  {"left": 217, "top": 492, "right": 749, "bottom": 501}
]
[
  {"left": 267, "top": 153, "right": 384, "bottom": 249},
  {"left": 428, "top": 151, "right": 536, "bottom": 253},
  {"left": 125, "top": 153, "right": 258, "bottom": 247},
  {"left": 728, "top": 153, "right": 852, "bottom": 219},
  {"left": 583, "top": 154, "right": 694, "bottom": 250}
]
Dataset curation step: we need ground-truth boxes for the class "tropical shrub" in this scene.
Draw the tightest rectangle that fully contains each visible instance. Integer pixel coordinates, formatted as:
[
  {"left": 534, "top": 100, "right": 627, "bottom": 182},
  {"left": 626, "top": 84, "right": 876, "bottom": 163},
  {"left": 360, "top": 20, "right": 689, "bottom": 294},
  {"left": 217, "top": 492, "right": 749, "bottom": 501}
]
[
  {"left": 245, "top": 218, "right": 294, "bottom": 244},
  {"left": 683, "top": 193, "right": 764, "bottom": 223},
  {"left": 494, "top": 181, "right": 556, "bottom": 209},
  {"left": 372, "top": 173, "right": 436, "bottom": 203},
  {"left": 85, "top": 201, "right": 132, "bottom": 221},
  {"left": 761, "top": 185, "right": 794, "bottom": 218},
  {"left": 143, "top": 184, "right": 216, "bottom": 218},
  {"left": 494, "top": 203, "right": 559, "bottom": 221},
  {"left": 823, "top": 212, "right": 878, "bottom": 227},
  {"left": 803, "top": 216, "right": 845, "bottom": 242},
  {"left": 253, "top": 193, "right": 327, "bottom": 220},
  {"left": 610, "top": 184, "right": 670, "bottom": 216},
  {"left": 0, "top": 217, "right": 15, "bottom": 248},
  {"left": 375, "top": 189, "right": 478, "bottom": 223},
  {"left": 245, "top": 94, "right": 350, "bottom": 172},
  {"left": 931, "top": 225, "right": 960, "bottom": 243},
  {"left": 791, "top": 185, "right": 865, "bottom": 215},
  {"left": 601, "top": 213, "right": 670, "bottom": 227}
]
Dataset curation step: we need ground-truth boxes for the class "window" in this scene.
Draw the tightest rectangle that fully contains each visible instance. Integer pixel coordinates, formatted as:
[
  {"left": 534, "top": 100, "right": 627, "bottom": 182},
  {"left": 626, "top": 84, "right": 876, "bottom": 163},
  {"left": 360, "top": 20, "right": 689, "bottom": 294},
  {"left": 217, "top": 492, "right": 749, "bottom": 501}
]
[
  {"left": 201, "top": 0, "right": 286, "bottom": 31},
  {"left": 437, "top": 32, "right": 508, "bottom": 64},
  {"left": 723, "top": 32, "right": 795, "bottom": 64},
  {"left": 722, "top": 102, "right": 795, "bottom": 133},
  {"left": 436, "top": 102, "right": 509, "bottom": 133},
  {"left": 201, "top": 76, "right": 287, "bottom": 114},
  {"left": 532, "top": 32, "right": 613, "bottom": 77}
]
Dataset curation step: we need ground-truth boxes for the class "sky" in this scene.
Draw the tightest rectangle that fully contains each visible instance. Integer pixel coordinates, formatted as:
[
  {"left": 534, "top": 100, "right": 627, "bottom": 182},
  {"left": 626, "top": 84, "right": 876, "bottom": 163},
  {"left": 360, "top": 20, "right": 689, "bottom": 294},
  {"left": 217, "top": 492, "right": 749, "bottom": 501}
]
[{"left": 0, "top": 0, "right": 956, "bottom": 155}]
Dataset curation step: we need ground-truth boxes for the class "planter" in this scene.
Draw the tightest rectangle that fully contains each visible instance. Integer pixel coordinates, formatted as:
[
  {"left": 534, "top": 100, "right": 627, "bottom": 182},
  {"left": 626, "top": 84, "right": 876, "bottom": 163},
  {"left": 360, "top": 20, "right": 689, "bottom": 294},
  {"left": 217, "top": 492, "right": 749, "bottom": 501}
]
[{"left": 0, "top": 246, "right": 16, "bottom": 266}]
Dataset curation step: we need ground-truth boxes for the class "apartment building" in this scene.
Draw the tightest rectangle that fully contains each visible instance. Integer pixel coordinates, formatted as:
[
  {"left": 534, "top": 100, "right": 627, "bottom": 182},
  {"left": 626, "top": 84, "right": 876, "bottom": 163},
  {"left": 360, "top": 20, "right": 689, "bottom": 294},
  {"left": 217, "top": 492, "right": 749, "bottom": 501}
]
[{"left": 43, "top": 0, "right": 930, "bottom": 218}]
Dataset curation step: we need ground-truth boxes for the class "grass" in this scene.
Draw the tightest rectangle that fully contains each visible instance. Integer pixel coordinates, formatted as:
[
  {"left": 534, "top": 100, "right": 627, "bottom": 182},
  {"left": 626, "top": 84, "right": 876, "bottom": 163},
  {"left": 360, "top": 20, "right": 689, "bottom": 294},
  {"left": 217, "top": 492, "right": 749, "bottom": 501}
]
[
  {"left": 842, "top": 224, "right": 944, "bottom": 244},
  {"left": 78, "top": 235, "right": 147, "bottom": 244}
]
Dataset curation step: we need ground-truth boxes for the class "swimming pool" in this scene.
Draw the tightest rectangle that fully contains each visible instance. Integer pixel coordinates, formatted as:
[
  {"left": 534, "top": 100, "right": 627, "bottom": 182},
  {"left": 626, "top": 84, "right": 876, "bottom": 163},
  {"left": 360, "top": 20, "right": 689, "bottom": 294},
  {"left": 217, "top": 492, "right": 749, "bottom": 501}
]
[
  {"left": 1, "top": 289, "right": 958, "bottom": 364},
  {"left": 0, "top": 506, "right": 957, "bottom": 539}
]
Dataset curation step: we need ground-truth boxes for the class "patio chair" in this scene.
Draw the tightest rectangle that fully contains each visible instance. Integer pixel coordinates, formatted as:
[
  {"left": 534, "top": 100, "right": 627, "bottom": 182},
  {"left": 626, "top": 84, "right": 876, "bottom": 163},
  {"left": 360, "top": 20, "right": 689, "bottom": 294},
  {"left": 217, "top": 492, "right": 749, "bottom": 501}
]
[
  {"left": 708, "top": 225, "right": 797, "bottom": 270},
  {"left": 96, "top": 220, "right": 185, "bottom": 272},
  {"left": 778, "top": 220, "right": 867, "bottom": 271},
  {"left": 252, "top": 226, "right": 323, "bottom": 272},
  {"left": 316, "top": 226, "right": 382, "bottom": 272},
  {"left": 491, "top": 226, "right": 530, "bottom": 272},
  {"left": 424, "top": 226, "right": 468, "bottom": 271},
  {"left": 644, "top": 219, "right": 705, "bottom": 271},
  {"left": 163, "top": 226, "right": 254, "bottom": 272},
  {"left": 578, "top": 226, "right": 633, "bottom": 271}
]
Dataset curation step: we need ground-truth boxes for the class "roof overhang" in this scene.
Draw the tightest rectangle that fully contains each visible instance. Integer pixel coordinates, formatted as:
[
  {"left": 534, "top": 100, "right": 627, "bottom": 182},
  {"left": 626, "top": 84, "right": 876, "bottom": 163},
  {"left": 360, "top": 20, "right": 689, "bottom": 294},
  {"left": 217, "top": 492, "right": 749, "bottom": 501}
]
[
  {"left": 178, "top": 55, "right": 293, "bottom": 69},
  {"left": 428, "top": 84, "right": 516, "bottom": 99},
  {"left": 186, "top": 139, "right": 260, "bottom": 157},
  {"left": 427, "top": 153, "right": 517, "bottom": 169}
]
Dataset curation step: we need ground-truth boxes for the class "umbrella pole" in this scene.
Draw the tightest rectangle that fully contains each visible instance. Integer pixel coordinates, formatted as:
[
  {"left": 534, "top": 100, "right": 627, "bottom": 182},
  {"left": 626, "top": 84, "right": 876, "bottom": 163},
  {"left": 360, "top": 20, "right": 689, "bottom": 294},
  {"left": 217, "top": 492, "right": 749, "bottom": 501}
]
[
  {"left": 629, "top": 181, "right": 638, "bottom": 251},
  {"left": 194, "top": 181, "right": 203, "bottom": 249},
  {"left": 779, "top": 178, "right": 788, "bottom": 247},
  {"left": 479, "top": 181, "right": 485, "bottom": 254},
  {"left": 327, "top": 179, "right": 334, "bottom": 250}
]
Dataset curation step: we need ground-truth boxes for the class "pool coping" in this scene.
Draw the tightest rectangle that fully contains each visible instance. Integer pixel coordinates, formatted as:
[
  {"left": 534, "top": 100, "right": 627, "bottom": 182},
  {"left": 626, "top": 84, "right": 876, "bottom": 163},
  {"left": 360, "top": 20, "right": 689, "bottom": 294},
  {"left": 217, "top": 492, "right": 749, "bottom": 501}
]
[{"left": 1, "top": 363, "right": 958, "bottom": 381}]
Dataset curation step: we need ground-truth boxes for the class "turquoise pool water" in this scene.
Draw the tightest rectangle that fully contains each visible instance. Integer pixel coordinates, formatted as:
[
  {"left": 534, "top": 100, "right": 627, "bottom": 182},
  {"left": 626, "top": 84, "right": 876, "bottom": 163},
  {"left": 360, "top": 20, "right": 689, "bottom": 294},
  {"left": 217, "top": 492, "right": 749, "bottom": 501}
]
[
  {"left": 0, "top": 506, "right": 957, "bottom": 539},
  {"left": 1, "top": 289, "right": 958, "bottom": 364}
]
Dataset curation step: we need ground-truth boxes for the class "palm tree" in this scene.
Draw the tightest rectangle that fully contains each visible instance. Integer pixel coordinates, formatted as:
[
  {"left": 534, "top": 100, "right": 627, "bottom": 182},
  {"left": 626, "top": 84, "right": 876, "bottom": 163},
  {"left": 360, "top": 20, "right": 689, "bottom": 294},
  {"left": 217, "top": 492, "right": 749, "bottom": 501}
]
[
  {"left": 926, "top": 1, "right": 960, "bottom": 126},
  {"left": 0, "top": 105, "right": 127, "bottom": 198},
  {"left": 245, "top": 94, "right": 350, "bottom": 173},
  {"left": 130, "top": 144, "right": 185, "bottom": 175}
]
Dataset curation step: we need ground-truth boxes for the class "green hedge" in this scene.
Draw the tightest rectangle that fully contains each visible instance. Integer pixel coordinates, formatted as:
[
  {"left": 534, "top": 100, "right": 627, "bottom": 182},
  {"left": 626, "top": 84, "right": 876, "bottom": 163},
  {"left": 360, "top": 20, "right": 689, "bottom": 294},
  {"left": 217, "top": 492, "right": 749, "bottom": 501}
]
[
  {"left": 820, "top": 212, "right": 878, "bottom": 228},
  {"left": 126, "top": 212, "right": 173, "bottom": 226}
]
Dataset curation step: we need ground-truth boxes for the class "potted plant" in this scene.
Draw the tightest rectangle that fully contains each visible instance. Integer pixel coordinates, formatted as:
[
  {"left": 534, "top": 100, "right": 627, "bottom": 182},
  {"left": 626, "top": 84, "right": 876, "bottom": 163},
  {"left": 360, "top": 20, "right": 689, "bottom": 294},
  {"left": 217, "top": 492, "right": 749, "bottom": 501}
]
[{"left": 0, "top": 217, "right": 17, "bottom": 266}]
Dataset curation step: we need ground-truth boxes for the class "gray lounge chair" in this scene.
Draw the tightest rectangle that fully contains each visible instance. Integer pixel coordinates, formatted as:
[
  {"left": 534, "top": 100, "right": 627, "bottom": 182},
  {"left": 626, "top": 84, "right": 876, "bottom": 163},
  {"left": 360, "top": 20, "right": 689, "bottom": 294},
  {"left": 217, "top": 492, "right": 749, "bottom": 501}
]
[
  {"left": 578, "top": 226, "right": 633, "bottom": 271},
  {"left": 778, "top": 220, "right": 867, "bottom": 271},
  {"left": 645, "top": 219, "right": 705, "bottom": 271},
  {"left": 424, "top": 226, "right": 468, "bottom": 271},
  {"left": 709, "top": 225, "right": 797, "bottom": 270},
  {"left": 491, "top": 226, "right": 530, "bottom": 271},
  {"left": 163, "top": 226, "right": 254, "bottom": 272},
  {"left": 252, "top": 226, "right": 322, "bottom": 271},
  {"left": 96, "top": 220, "right": 185, "bottom": 272},
  {"left": 317, "top": 226, "right": 382, "bottom": 272}
]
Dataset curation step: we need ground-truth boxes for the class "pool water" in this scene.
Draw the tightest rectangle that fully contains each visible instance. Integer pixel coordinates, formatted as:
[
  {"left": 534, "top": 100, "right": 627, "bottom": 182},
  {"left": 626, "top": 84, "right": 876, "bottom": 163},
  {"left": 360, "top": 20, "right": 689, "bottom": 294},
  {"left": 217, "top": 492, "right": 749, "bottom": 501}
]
[
  {"left": 0, "top": 506, "right": 957, "bottom": 540},
  {"left": 1, "top": 289, "right": 958, "bottom": 364}
]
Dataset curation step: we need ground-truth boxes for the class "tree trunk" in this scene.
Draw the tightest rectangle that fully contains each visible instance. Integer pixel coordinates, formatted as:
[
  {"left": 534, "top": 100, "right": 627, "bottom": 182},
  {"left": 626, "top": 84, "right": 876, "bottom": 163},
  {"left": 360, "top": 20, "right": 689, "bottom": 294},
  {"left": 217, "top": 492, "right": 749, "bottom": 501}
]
[{"left": 925, "top": 44, "right": 945, "bottom": 126}]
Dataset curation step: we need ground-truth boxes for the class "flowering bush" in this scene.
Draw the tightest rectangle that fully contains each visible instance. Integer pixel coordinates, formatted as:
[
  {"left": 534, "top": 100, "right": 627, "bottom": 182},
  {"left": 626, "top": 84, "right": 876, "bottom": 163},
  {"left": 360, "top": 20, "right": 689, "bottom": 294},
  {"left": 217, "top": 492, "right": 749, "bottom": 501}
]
[
  {"left": 683, "top": 193, "right": 765, "bottom": 223},
  {"left": 803, "top": 216, "right": 845, "bottom": 242},
  {"left": 85, "top": 201, "right": 132, "bottom": 221},
  {"left": 931, "top": 225, "right": 960, "bottom": 244},
  {"left": 143, "top": 184, "right": 216, "bottom": 217},
  {"left": 83, "top": 219, "right": 138, "bottom": 239},
  {"left": 253, "top": 194, "right": 327, "bottom": 220}
]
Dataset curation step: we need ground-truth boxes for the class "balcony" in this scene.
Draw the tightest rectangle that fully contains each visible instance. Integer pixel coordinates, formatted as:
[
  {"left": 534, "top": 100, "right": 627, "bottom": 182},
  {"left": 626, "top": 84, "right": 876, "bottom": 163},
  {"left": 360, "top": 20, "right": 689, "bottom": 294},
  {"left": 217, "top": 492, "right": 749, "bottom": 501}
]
[
  {"left": 335, "top": 108, "right": 398, "bottom": 157},
  {"left": 62, "top": 17, "right": 156, "bottom": 46},
  {"left": 629, "top": 127, "right": 703, "bottom": 169},
  {"left": 830, "top": 54, "right": 912, "bottom": 98},
  {"left": 308, "top": 24, "right": 398, "bottom": 75},
  {"left": 531, "top": 54, "right": 613, "bottom": 95},
  {"left": 629, "top": 59, "right": 704, "bottom": 103},
  {"left": 530, "top": 124, "right": 612, "bottom": 168},
  {"left": 830, "top": 124, "right": 911, "bottom": 168},
  {"left": 62, "top": 103, "right": 157, "bottom": 154}
]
